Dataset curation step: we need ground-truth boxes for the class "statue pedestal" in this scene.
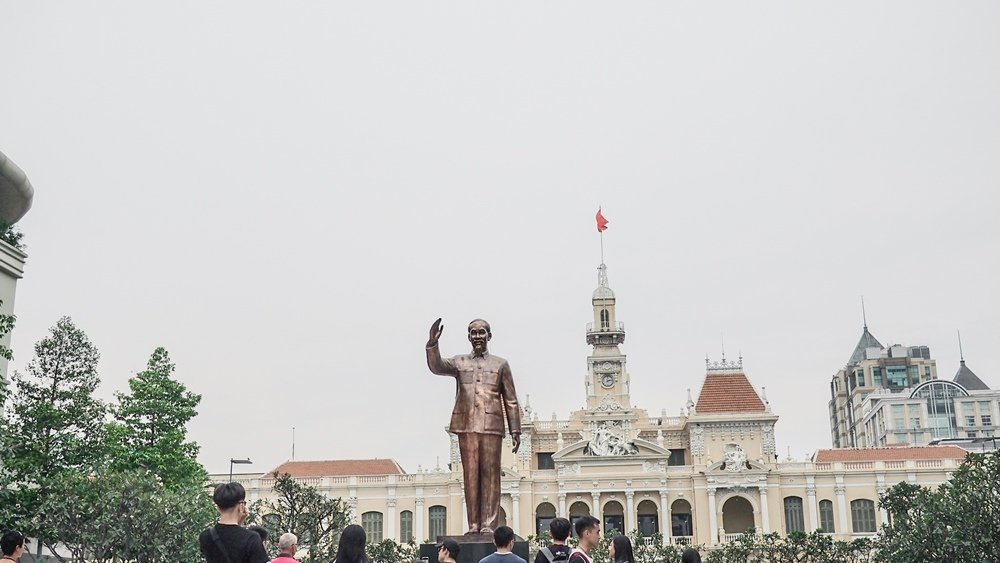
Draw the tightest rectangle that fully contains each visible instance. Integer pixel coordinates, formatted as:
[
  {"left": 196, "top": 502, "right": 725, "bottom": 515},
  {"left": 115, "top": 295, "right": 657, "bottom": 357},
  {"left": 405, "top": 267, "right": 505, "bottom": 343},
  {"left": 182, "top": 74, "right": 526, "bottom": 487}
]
[{"left": 419, "top": 533, "right": 529, "bottom": 563}]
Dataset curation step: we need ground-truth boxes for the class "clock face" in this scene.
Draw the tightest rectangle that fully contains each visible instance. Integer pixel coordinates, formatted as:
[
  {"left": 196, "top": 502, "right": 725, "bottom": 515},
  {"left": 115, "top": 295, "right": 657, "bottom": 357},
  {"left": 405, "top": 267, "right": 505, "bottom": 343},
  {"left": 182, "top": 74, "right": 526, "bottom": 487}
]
[{"left": 601, "top": 374, "right": 615, "bottom": 388}]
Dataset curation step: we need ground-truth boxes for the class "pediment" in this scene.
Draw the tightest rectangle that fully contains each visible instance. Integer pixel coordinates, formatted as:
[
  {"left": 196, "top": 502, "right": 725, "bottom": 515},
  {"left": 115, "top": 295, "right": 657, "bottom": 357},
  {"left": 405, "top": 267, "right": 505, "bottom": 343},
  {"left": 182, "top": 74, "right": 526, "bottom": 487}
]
[{"left": 553, "top": 438, "right": 671, "bottom": 460}]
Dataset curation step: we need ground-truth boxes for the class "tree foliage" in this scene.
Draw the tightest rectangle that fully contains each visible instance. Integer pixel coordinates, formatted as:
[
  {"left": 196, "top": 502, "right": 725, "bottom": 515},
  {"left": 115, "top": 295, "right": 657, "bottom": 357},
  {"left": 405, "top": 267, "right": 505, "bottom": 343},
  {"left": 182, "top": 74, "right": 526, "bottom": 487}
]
[
  {"left": 366, "top": 538, "right": 418, "bottom": 563},
  {"left": 875, "top": 451, "right": 1000, "bottom": 562},
  {"left": 1, "top": 317, "right": 106, "bottom": 547},
  {"left": 705, "top": 530, "right": 874, "bottom": 563},
  {"left": 107, "top": 347, "right": 205, "bottom": 488},
  {"left": 38, "top": 468, "right": 215, "bottom": 563},
  {"left": 529, "top": 529, "right": 687, "bottom": 563},
  {"left": 0, "top": 221, "right": 24, "bottom": 251},
  {"left": 250, "top": 472, "right": 352, "bottom": 563}
]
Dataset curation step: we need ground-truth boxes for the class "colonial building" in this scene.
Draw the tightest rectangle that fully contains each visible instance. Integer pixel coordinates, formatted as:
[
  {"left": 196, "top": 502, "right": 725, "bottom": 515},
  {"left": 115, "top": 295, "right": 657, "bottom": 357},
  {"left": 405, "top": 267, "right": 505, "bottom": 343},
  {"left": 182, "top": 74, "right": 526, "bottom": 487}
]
[{"left": 221, "top": 263, "right": 970, "bottom": 547}]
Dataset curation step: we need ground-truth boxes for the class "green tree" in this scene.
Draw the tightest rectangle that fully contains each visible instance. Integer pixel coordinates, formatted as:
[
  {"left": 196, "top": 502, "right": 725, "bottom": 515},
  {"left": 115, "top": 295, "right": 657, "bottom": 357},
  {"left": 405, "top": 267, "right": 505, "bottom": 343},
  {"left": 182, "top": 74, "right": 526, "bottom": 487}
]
[
  {"left": 876, "top": 451, "right": 1000, "bottom": 562},
  {"left": 705, "top": 530, "right": 874, "bottom": 563},
  {"left": 1, "top": 317, "right": 106, "bottom": 553},
  {"left": 39, "top": 468, "right": 215, "bottom": 563},
  {"left": 366, "top": 537, "right": 418, "bottom": 563},
  {"left": 108, "top": 347, "right": 206, "bottom": 488},
  {"left": 249, "top": 472, "right": 352, "bottom": 563}
]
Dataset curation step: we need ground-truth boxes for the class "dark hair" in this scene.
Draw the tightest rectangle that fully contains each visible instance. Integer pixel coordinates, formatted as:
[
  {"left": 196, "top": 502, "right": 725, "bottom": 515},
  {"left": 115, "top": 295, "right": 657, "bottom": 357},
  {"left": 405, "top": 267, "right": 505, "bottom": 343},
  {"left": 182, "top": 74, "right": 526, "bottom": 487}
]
[
  {"left": 248, "top": 525, "right": 268, "bottom": 542},
  {"left": 493, "top": 526, "right": 515, "bottom": 547},
  {"left": 334, "top": 524, "right": 370, "bottom": 563},
  {"left": 468, "top": 319, "right": 491, "bottom": 337},
  {"left": 213, "top": 482, "right": 247, "bottom": 510},
  {"left": 549, "top": 517, "right": 571, "bottom": 541},
  {"left": 611, "top": 535, "right": 634, "bottom": 563},
  {"left": 573, "top": 516, "right": 600, "bottom": 538},
  {"left": 681, "top": 547, "right": 702, "bottom": 563},
  {"left": 1, "top": 531, "right": 25, "bottom": 556}
]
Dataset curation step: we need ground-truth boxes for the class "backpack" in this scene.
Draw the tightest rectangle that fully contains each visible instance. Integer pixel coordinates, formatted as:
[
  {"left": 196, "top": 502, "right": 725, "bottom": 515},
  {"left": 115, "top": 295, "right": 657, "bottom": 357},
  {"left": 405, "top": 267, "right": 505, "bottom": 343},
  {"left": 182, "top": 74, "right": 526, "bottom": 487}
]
[{"left": 540, "top": 547, "right": 570, "bottom": 563}]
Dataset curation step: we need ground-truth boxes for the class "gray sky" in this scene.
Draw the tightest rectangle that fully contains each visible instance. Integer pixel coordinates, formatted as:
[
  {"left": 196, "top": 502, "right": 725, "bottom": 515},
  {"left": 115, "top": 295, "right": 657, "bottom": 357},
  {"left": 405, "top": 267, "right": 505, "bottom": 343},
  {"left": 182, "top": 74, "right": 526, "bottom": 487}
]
[{"left": 2, "top": 2, "right": 998, "bottom": 476}]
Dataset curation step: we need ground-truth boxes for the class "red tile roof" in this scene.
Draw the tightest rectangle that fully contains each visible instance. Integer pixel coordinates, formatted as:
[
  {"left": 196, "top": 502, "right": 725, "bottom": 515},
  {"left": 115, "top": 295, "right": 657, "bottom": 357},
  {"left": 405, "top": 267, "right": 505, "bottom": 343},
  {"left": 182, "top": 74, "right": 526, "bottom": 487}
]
[
  {"left": 695, "top": 372, "right": 767, "bottom": 414},
  {"left": 267, "top": 459, "right": 405, "bottom": 477},
  {"left": 814, "top": 446, "right": 968, "bottom": 462}
]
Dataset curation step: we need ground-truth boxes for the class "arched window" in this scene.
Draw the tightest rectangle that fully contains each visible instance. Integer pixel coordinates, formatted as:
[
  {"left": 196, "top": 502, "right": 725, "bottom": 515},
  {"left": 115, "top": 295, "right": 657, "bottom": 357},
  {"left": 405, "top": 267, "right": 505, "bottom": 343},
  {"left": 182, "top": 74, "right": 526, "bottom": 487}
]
[
  {"left": 818, "top": 500, "right": 835, "bottom": 533},
  {"left": 600, "top": 309, "right": 610, "bottom": 329},
  {"left": 569, "top": 501, "right": 591, "bottom": 537},
  {"left": 400, "top": 510, "right": 413, "bottom": 543},
  {"left": 636, "top": 499, "right": 659, "bottom": 536},
  {"left": 362, "top": 511, "right": 383, "bottom": 542},
  {"left": 535, "top": 502, "right": 557, "bottom": 536},
  {"left": 429, "top": 505, "right": 447, "bottom": 541},
  {"left": 850, "top": 499, "right": 877, "bottom": 533},
  {"left": 670, "top": 499, "right": 693, "bottom": 538},
  {"left": 783, "top": 496, "right": 805, "bottom": 534},
  {"left": 603, "top": 500, "right": 624, "bottom": 534}
]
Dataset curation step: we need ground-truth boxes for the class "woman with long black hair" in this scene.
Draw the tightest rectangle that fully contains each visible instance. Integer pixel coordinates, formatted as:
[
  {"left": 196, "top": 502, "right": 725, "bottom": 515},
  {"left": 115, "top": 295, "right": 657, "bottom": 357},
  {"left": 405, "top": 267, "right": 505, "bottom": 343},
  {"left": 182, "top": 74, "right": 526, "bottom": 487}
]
[
  {"left": 334, "top": 524, "right": 372, "bottom": 563},
  {"left": 608, "top": 535, "right": 634, "bottom": 563}
]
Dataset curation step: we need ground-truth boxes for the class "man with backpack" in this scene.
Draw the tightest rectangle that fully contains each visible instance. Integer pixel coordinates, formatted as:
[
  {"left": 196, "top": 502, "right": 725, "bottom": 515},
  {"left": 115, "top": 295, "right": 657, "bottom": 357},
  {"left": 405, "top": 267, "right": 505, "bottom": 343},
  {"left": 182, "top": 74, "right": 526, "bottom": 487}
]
[
  {"left": 534, "top": 518, "right": 571, "bottom": 563},
  {"left": 199, "top": 482, "right": 270, "bottom": 563}
]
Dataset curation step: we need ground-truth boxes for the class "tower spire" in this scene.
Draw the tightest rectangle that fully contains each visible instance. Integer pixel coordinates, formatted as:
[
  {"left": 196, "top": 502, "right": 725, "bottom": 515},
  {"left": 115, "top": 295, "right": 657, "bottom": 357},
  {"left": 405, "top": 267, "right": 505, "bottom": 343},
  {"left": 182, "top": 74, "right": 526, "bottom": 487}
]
[
  {"left": 861, "top": 296, "right": 868, "bottom": 330},
  {"left": 958, "top": 330, "right": 965, "bottom": 364}
]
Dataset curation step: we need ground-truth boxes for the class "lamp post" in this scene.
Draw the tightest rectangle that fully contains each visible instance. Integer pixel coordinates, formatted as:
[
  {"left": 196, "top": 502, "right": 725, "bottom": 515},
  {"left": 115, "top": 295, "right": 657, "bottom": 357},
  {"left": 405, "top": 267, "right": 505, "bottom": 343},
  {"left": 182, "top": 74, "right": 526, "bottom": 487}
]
[{"left": 229, "top": 458, "right": 252, "bottom": 482}]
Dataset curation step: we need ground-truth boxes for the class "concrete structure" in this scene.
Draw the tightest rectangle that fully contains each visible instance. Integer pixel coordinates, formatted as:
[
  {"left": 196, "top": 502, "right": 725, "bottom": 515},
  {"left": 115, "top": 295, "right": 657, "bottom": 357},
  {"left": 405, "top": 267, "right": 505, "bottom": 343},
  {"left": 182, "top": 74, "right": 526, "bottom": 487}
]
[
  {"left": 828, "top": 325, "right": 939, "bottom": 448},
  {"left": 217, "top": 263, "right": 969, "bottom": 547},
  {"left": 0, "top": 149, "right": 32, "bottom": 382}
]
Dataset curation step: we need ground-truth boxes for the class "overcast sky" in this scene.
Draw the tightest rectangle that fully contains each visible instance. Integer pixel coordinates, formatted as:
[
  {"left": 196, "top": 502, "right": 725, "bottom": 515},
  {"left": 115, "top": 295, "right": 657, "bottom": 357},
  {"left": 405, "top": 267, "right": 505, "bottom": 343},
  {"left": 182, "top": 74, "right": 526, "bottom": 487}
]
[{"left": 2, "top": 2, "right": 998, "bottom": 476}]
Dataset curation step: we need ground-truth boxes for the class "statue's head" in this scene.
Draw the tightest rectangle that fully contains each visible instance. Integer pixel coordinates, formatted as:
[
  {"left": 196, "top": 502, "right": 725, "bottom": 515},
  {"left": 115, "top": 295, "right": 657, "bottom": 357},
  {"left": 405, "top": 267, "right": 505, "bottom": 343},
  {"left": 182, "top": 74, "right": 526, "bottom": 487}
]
[{"left": 468, "top": 318, "right": 491, "bottom": 353}]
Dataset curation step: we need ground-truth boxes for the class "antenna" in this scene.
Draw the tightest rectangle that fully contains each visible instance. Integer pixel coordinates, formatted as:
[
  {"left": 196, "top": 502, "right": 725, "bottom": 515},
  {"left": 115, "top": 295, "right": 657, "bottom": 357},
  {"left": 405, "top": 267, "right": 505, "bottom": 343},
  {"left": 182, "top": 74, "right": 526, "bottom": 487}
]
[
  {"left": 958, "top": 330, "right": 965, "bottom": 363},
  {"left": 292, "top": 426, "right": 296, "bottom": 460},
  {"left": 861, "top": 296, "right": 868, "bottom": 329}
]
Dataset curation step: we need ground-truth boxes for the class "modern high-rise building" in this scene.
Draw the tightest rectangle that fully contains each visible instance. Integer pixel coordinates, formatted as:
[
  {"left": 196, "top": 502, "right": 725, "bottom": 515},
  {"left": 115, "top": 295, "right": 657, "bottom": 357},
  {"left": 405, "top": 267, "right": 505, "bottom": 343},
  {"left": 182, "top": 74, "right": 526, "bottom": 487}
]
[
  {"left": 828, "top": 323, "right": 938, "bottom": 448},
  {"left": 0, "top": 149, "right": 33, "bottom": 383}
]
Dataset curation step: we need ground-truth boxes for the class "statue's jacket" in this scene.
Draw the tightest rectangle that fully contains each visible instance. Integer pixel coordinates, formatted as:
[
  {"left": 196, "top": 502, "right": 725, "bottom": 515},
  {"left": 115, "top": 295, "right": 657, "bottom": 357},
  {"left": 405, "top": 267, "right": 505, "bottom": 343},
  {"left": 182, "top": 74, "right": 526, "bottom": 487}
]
[{"left": 426, "top": 345, "right": 522, "bottom": 436}]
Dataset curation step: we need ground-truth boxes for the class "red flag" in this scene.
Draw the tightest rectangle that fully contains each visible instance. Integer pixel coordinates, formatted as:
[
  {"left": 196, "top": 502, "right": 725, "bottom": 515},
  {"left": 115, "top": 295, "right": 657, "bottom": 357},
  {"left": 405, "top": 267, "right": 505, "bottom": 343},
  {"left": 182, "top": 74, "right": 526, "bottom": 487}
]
[{"left": 596, "top": 209, "right": 609, "bottom": 232}]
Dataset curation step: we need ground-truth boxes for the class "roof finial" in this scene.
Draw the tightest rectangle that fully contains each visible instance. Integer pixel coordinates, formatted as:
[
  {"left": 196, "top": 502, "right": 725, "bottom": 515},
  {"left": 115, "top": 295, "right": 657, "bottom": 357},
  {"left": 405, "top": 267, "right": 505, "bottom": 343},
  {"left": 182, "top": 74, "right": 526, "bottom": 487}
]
[
  {"left": 861, "top": 296, "right": 868, "bottom": 330},
  {"left": 721, "top": 332, "right": 726, "bottom": 362},
  {"left": 958, "top": 330, "right": 965, "bottom": 364}
]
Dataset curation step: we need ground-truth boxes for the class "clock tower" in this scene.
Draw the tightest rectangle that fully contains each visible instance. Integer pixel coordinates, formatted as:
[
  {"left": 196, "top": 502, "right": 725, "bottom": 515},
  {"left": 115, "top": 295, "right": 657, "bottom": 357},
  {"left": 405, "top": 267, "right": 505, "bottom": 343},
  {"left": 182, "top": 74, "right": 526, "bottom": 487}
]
[{"left": 585, "top": 263, "right": 631, "bottom": 410}]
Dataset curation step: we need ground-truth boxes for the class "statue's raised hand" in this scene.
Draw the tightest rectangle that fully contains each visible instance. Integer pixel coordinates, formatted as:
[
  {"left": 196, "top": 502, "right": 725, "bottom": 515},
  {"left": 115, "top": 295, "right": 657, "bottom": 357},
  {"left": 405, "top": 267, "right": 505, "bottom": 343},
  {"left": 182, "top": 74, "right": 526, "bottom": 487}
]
[{"left": 427, "top": 318, "right": 444, "bottom": 348}]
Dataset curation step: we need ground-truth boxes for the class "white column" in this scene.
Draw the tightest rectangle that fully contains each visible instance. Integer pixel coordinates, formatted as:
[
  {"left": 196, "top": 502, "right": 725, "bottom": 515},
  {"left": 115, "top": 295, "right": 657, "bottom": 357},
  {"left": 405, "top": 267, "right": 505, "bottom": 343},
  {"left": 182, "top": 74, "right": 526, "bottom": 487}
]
[
  {"left": 835, "top": 484, "right": 849, "bottom": 536},
  {"left": 512, "top": 493, "right": 521, "bottom": 534},
  {"left": 806, "top": 487, "right": 818, "bottom": 533},
  {"left": 558, "top": 493, "right": 567, "bottom": 517},
  {"left": 625, "top": 490, "right": 635, "bottom": 533},
  {"left": 707, "top": 488, "right": 719, "bottom": 545},
  {"left": 387, "top": 498, "right": 397, "bottom": 541},
  {"left": 659, "top": 490, "right": 671, "bottom": 544},
  {"left": 461, "top": 495, "right": 469, "bottom": 532},
  {"left": 758, "top": 486, "right": 770, "bottom": 534},
  {"left": 876, "top": 475, "right": 888, "bottom": 527},
  {"left": 591, "top": 492, "right": 602, "bottom": 527},
  {"left": 415, "top": 497, "right": 425, "bottom": 542}
]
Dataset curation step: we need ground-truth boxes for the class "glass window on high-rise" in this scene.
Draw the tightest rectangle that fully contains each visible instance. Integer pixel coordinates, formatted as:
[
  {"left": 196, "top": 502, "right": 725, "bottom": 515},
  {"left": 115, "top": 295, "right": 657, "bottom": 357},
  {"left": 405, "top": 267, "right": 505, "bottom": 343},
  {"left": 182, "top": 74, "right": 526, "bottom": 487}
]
[
  {"left": 857, "top": 370, "right": 865, "bottom": 387},
  {"left": 913, "top": 380, "right": 967, "bottom": 440},
  {"left": 986, "top": 429, "right": 995, "bottom": 437},
  {"left": 924, "top": 366, "right": 932, "bottom": 380},
  {"left": 909, "top": 365, "right": 920, "bottom": 385},
  {"left": 966, "top": 416, "right": 976, "bottom": 427},
  {"left": 983, "top": 415, "right": 992, "bottom": 426},
  {"left": 978, "top": 401, "right": 991, "bottom": 414},
  {"left": 894, "top": 432, "right": 908, "bottom": 444},
  {"left": 888, "top": 366, "right": 908, "bottom": 388},
  {"left": 968, "top": 431, "right": 978, "bottom": 438},
  {"left": 873, "top": 367, "right": 883, "bottom": 387}
]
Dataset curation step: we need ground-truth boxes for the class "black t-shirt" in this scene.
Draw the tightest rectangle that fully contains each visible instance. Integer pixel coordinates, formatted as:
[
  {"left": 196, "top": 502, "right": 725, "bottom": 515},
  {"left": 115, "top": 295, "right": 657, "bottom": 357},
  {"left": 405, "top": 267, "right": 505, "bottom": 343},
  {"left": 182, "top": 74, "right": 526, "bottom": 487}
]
[
  {"left": 199, "top": 523, "right": 270, "bottom": 563},
  {"left": 534, "top": 544, "right": 572, "bottom": 563}
]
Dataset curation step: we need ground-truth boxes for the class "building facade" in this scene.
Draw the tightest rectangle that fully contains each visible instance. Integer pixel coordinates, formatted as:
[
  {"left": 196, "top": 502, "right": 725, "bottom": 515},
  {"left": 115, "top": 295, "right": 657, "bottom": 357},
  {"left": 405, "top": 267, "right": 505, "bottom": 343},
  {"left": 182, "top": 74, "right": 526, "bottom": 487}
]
[
  {"left": 828, "top": 326, "right": 939, "bottom": 448},
  {"left": 0, "top": 149, "right": 32, "bottom": 383},
  {"left": 221, "top": 263, "right": 970, "bottom": 547}
]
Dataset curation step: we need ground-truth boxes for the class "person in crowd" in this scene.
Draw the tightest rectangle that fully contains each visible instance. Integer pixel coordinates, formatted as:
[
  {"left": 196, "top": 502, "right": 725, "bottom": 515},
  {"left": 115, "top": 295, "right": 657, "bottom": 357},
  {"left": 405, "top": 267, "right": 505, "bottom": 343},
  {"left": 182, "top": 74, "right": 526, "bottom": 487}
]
[
  {"left": 567, "top": 517, "right": 600, "bottom": 563},
  {"left": 333, "top": 524, "right": 372, "bottom": 563},
  {"left": 249, "top": 526, "right": 269, "bottom": 551},
  {"left": 680, "top": 547, "right": 702, "bottom": 563},
  {"left": 533, "top": 517, "right": 571, "bottom": 563},
  {"left": 0, "top": 530, "right": 27, "bottom": 563},
  {"left": 199, "top": 482, "right": 270, "bottom": 563},
  {"left": 478, "top": 526, "right": 526, "bottom": 563},
  {"left": 436, "top": 538, "right": 460, "bottom": 563},
  {"left": 608, "top": 535, "right": 634, "bottom": 563},
  {"left": 271, "top": 532, "right": 299, "bottom": 563}
]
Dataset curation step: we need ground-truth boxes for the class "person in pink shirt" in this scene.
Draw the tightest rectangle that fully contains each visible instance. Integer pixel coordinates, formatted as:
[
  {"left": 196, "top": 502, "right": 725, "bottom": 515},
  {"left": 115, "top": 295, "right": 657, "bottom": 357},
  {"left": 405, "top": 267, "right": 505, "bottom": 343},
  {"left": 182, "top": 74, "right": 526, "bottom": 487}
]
[{"left": 270, "top": 533, "right": 299, "bottom": 563}]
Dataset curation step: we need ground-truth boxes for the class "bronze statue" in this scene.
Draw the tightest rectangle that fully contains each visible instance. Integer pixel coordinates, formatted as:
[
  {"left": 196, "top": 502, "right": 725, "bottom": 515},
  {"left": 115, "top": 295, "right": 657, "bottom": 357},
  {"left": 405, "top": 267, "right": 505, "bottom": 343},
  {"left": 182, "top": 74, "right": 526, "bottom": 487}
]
[{"left": 426, "top": 318, "right": 521, "bottom": 535}]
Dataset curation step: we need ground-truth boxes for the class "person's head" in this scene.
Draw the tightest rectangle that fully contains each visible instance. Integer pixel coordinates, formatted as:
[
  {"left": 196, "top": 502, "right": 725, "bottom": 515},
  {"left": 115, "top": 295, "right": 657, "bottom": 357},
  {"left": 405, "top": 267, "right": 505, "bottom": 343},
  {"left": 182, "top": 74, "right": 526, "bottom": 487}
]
[
  {"left": 436, "top": 538, "right": 460, "bottom": 561},
  {"left": 213, "top": 482, "right": 248, "bottom": 515},
  {"left": 681, "top": 547, "right": 702, "bottom": 563},
  {"left": 468, "top": 319, "right": 492, "bottom": 353},
  {"left": 335, "top": 524, "right": 369, "bottom": 563},
  {"left": 549, "top": 517, "right": 571, "bottom": 542},
  {"left": 609, "top": 535, "right": 634, "bottom": 563},
  {"left": 278, "top": 532, "right": 298, "bottom": 556},
  {"left": 248, "top": 525, "right": 268, "bottom": 546},
  {"left": 573, "top": 516, "right": 600, "bottom": 549},
  {"left": 493, "top": 526, "right": 515, "bottom": 549},
  {"left": 0, "top": 530, "right": 26, "bottom": 558}
]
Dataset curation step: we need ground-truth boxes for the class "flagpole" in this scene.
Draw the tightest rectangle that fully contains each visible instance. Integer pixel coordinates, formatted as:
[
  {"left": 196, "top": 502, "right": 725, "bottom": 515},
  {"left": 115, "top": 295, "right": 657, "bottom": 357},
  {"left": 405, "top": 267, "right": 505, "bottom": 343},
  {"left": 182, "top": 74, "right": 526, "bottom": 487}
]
[{"left": 600, "top": 230, "right": 604, "bottom": 264}]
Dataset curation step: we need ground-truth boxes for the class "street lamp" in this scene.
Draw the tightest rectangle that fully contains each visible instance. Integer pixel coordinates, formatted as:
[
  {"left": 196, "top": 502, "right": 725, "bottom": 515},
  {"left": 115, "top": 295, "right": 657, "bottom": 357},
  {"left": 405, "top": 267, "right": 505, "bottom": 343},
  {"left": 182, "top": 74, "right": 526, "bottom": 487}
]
[{"left": 229, "top": 458, "right": 252, "bottom": 482}]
